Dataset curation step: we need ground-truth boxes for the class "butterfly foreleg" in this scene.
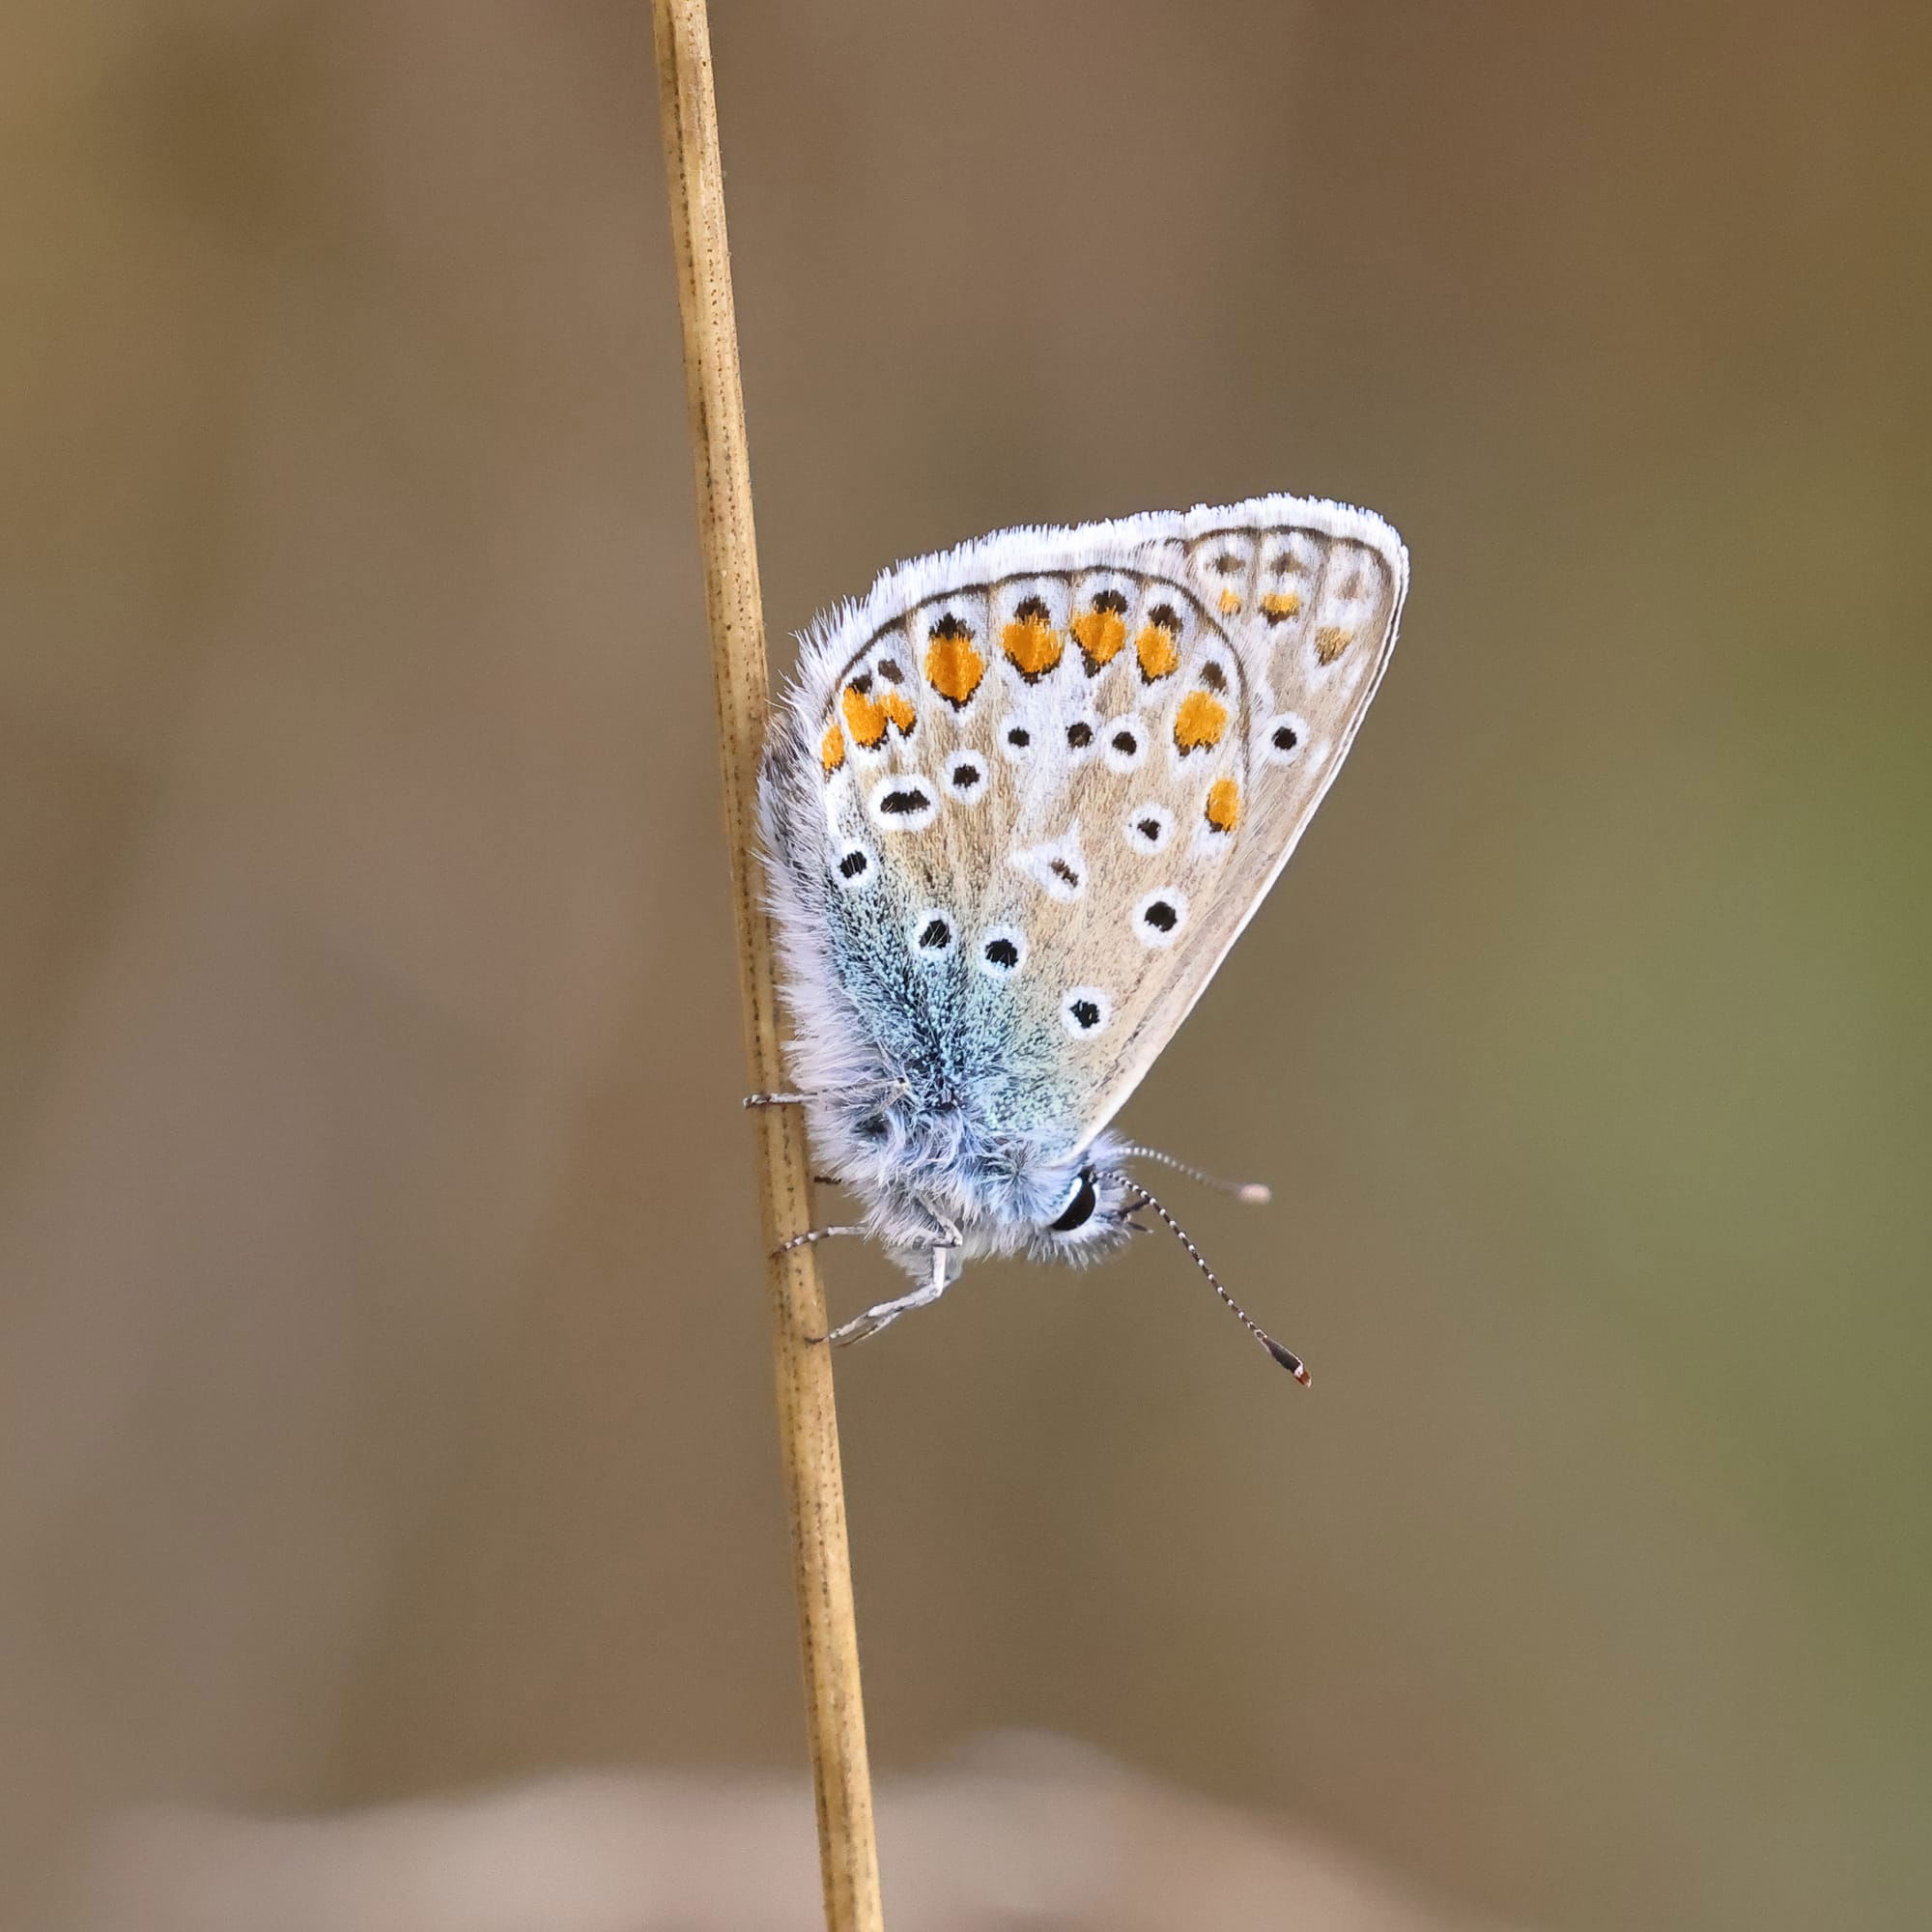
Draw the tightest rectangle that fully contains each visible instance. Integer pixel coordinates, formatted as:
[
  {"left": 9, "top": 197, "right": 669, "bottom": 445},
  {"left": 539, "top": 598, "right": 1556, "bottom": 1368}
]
[{"left": 823, "top": 1228, "right": 961, "bottom": 1349}]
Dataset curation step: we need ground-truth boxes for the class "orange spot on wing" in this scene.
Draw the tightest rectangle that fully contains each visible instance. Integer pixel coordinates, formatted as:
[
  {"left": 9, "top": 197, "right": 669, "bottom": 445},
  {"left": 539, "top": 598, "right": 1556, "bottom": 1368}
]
[
  {"left": 879, "top": 689, "right": 917, "bottom": 735},
  {"left": 1002, "top": 611, "right": 1064, "bottom": 680},
  {"left": 842, "top": 683, "right": 889, "bottom": 748},
  {"left": 1260, "top": 591, "right": 1301, "bottom": 623},
  {"left": 1173, "top": 690, "right": 1229, "bottom": 754},
  {"left": 1314, "top": 626, "right": 1354, "bottom": 665},
  {"left": 1205, "top": 777, "right": 1239, "bottom": 833},
  {"left": 1217, "top": 587, "right": 1242, "bottom": 615},
  {"left": 1135, "top": 626, "right": 1180, "bottom": 681},
  {"left": 1070, "top": 608, "right": 1126, "bottom": 670},
  {"left": 924, "top": 620, "right": 985, "bottom": 705},
  {"left": 820, "top": 724, "right": 846, "bottom": 774}
]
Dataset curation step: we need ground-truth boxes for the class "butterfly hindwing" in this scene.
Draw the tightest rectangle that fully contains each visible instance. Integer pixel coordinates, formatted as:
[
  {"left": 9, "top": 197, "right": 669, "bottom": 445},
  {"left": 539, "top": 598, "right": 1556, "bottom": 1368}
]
[{"left": 763, "top": 496, "right": 1406, "bottom": 1159}]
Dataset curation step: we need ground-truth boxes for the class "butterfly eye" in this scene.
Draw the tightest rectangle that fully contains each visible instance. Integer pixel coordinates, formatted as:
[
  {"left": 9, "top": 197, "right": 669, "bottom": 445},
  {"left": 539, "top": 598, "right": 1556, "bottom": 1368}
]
[{"left": 1047, "top": 1169, "right": 1098, "bottom": 1234}]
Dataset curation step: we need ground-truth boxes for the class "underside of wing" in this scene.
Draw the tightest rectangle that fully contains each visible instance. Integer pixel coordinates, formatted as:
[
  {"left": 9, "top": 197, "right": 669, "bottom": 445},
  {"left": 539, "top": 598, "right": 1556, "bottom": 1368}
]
[
  {"left": 1102, "top": 496, "right": 1408, "bottom": 1108},
  {"left": 761, "top": 497, "right": 1406, "bottom": 1157}
]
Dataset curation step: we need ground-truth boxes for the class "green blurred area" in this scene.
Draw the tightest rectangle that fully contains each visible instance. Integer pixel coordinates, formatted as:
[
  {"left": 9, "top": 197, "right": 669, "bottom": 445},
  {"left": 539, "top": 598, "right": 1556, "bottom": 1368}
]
[{"left": 2, "top": 4, "right": 1928, "bottom": 1928}]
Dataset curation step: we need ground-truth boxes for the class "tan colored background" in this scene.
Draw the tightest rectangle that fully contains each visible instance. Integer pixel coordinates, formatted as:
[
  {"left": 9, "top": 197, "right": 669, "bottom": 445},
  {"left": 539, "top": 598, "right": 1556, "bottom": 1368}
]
[{"left": 5, "top": 3, "right": 1929, "bottom": 1927}]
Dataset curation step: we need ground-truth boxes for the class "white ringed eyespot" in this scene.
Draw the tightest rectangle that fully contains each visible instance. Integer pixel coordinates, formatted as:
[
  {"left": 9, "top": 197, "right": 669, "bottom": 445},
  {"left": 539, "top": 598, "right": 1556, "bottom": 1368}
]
[
  {"left": 943, "top": 755, "right": 987, "bottom": 803},
  {"left": 1062, "top": 713, "right": 1100, "bottom": 761},
  {"left": 1102, "top": 722, "right": 1146, "bottom": 773},
  {"left": 977, "top": 923, "right": 1027, "bottom": 978},
  {"left": 867, "top": 771, "right": 938, "bottom": 831},
  {"left": 833, "top": 840, "right": 877, "bottom": 890},
  {"left": 1262, "top": 712, "right": 1309, "bottom": 766},
  {"left": 1132, "top": 887, "right": 1188, "bottom": 949},
  {"left": 909, "top": 908, "right": 954, "bottom": 957},
  {"left": 1061, "top": 986, "right": 1112, "bottom": 1037},
  {"left": 1122, "top": 802, "right": 1175, "bottom": 852}
]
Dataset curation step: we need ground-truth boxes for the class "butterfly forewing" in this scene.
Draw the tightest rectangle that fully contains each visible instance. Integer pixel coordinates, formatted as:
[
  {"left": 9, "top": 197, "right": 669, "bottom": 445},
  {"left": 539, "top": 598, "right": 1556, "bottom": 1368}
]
[{"left": 766, "top": 496, "right": 1406, "bottom": 1158}]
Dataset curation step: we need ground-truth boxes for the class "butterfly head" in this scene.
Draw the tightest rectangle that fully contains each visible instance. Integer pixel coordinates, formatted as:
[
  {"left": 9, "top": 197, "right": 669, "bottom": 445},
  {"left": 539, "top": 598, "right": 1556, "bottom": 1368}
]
[{"left": 1018, "top": 1157, "right": 1143, "bottom": 1265}]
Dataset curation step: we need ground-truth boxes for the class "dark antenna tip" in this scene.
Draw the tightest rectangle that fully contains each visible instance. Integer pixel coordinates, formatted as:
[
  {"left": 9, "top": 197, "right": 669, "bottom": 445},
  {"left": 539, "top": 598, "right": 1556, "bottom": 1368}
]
[
  {"left": 1265, "top": 1339, "right": 1312, "bottom": 1385},
  {"left": 1102, "top": 1172, "right": 1311, "bottom": 1389}
]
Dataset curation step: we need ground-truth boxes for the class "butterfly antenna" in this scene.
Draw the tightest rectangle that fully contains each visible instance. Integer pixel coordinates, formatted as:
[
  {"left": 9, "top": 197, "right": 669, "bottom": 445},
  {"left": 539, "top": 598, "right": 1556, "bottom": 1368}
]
[
  {"left": 1115, "top": 1145, "right": 1271, "bottom": 1206},
  {"left": 1100, "top": 1174, "right": 1309, "bottom": 1385}
]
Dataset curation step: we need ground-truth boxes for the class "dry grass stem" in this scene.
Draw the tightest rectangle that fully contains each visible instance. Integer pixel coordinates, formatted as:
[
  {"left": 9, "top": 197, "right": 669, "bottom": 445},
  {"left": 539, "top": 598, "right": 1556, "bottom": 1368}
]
[{"left": 651, "top": 3, "right": 885, "bottom": 1928}]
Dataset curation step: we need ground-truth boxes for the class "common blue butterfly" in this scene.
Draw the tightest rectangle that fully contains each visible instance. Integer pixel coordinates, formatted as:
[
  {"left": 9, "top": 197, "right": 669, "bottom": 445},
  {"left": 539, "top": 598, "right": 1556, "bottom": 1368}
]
[{"left": 755, "top": 496, "right": 1407, "bottom": 1378}]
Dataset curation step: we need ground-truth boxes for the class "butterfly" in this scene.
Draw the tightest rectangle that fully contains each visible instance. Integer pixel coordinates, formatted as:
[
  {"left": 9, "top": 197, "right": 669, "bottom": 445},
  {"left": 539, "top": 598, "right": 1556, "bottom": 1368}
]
[{"left": 754, "top": 495, "right": 1407, "bottom": 1379}]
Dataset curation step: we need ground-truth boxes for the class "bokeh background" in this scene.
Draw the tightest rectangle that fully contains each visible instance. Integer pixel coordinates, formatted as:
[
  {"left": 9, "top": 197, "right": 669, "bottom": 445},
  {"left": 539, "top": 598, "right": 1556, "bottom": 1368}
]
[{"left": 5, "top": 3, "right": 1929, "bottom": 1928}]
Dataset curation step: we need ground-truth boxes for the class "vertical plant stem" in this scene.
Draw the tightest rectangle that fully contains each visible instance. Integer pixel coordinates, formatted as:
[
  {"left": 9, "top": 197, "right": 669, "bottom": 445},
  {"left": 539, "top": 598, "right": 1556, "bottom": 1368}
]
[{"left": 652, "top": 4, "right": 885, "bottom": 1929}]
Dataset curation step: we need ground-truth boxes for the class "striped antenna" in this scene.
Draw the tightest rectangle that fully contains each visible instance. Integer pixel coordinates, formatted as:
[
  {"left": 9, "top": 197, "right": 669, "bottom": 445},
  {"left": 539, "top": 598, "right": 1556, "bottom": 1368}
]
[
  {"left": 1102, "top": 1173, "right": 1309, "bottom": 1385},
  {"left": 1115, "top": 1144, "right": 1272, "bottom": 1205}
]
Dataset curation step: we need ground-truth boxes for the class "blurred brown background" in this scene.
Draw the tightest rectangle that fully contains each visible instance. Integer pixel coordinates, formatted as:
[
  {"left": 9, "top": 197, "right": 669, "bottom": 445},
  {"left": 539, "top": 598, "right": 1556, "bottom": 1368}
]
[{"left": 4, "top": 3, "right": 1929, "bottom": 1928}]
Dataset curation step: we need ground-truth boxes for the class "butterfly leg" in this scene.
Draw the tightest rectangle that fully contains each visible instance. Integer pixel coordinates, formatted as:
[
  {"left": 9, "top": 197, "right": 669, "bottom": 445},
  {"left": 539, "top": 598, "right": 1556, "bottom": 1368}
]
[
  {"left": 773, "top": 1224, "right": 867, "bottom": 1257},
  {"left": 824, "top": 1233, "right": 961, "bottom": 1348},
  {"left": 743, "top": 1077, "right": 911, "bottom": 1110}
]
